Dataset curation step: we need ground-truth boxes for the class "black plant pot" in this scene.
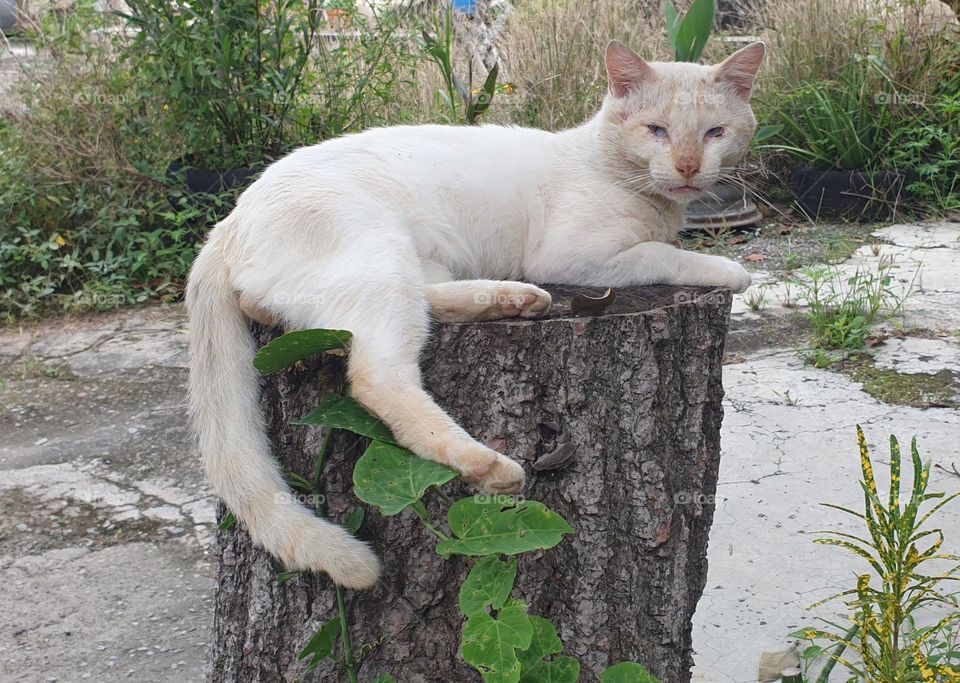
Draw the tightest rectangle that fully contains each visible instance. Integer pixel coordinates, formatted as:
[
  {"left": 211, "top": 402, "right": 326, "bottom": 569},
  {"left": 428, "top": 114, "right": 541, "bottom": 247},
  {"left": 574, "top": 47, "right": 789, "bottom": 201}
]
[
  {"left": 167, "top": 162, "right": 259, "bottom": 196},
  {"left": 165, "top": 161, "right": 261, "bottom": 223},
  {"left": 789, "top": 166, "right": 913, "bottom": 221},
  {"left": 684, "top": 184, "right": 762, "bottom": 232}
]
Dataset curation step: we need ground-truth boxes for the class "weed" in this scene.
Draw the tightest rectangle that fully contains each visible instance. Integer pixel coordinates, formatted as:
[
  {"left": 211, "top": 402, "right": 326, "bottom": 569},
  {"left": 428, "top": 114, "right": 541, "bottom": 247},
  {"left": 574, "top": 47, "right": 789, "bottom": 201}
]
[
  {"left": 791, "top": 428, "right": 960, "bottom": 682},
  {"left": 773, "top": 389, "right": 801, "bottom": 406},
  {"left": 790, "top": 257, "right": 911, "bottom": 350},
  {"left": 803, "top": 349, "right": 838, "bottom": 369},
  {"left": 745, "top": 287, "right": 768, "bottom": 312}
]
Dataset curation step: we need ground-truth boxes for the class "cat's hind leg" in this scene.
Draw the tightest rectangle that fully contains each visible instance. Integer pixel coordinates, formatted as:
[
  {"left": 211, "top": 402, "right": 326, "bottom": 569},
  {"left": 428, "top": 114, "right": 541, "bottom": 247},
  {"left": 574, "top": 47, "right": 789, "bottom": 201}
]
[
  {"left": 427, "top": 280, "right": 552, "bottom": 323},
  {"left": 283, "top": 254, "right": 525, "bottom": 493}
]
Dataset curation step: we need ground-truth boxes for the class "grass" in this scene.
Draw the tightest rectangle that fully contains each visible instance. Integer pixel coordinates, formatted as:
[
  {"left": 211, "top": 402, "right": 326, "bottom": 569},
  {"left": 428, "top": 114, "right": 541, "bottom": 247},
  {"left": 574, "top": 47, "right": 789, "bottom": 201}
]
[
  {"left": 788, "top": 255, "right": 911, "bottom": 350},
  {"left": 845, "top": 355, "right": 958, "bottom": 407}
]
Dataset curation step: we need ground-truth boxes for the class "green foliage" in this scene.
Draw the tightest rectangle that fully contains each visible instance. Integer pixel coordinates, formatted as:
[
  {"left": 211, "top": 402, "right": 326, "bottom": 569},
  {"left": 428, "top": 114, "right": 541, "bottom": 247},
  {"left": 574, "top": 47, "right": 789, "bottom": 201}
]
[
  {"left": 460, "top": 556, "right": 519, "bottom": 617},
  {"left": 1, "top": 0, "right": 423, "bottom": 321},
  {"left": 764, "top": 55, "right": 897, "bottom": 171},
  {"left": 0, "top": 3, "right": 191, "bottom": 321},
  {"left": 253, "top": 329, "right": 353, "bottom": 374},
  {"left": 122, "top": 0, "right": 417, "bottom": 169},
  {"left": 891, "top": 90, "right": 960, "bottom": 215},
  {"left": 518, "top": 617, "right": 580, "bottom": 683},
  {"left": 438, "top": 498, "right": 574, "bottom": 557},
  {"left": 791, "top": 428, "right": 960, "bottom": 682},
  {"left": 421, "top": 4, "right": 500, "bottom": 125},
  {"left": 664, "top": 0, "right": 716, "bottom": 63},
  {"left": 299, "top": 617, "right": 341, "bottom": 671},
  {"left": 790, "top": 257, "right": 909, "bottom": 350},
  {"left": 261, "top": 328, "right": 660, "bottom": 682},
  {"left": 757, "top": 33, "right": 960, "bottom": 215},
  {"left": 601, "top": 662, "right": 661, "bottom": 682},
  {"left": 461, "top": 599, "right": 535, "bottom": 683},
  {"left": 353, "top": 440, "right": 457, "bottom": 516},
  {"left": 297, "top": 395, "right": 396, "bottom": 443}
]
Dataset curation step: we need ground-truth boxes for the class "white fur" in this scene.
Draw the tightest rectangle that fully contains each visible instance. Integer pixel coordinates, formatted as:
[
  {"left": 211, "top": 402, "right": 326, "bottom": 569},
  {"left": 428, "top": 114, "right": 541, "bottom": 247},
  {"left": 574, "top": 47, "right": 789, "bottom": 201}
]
[{"left": 186, "top": 43, "right": 764, "bottom": 588}]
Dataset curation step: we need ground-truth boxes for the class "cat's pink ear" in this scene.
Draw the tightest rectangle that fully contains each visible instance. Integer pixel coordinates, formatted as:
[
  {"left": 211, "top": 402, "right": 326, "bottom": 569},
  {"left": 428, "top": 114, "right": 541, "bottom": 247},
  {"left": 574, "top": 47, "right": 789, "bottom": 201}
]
[
  {"left": 713, "top": 42, "right": 765, "bottom": 99},
  {"left": 605, "top": 41, "right": 656, "bottom": 97}
]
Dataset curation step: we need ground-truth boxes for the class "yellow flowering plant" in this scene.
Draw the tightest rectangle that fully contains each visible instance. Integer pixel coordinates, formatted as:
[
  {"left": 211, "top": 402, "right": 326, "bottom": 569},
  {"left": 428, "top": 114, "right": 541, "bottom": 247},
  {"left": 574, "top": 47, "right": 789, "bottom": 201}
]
[{"left": 791, "top": 427, "right": 960, "bottom": 682}]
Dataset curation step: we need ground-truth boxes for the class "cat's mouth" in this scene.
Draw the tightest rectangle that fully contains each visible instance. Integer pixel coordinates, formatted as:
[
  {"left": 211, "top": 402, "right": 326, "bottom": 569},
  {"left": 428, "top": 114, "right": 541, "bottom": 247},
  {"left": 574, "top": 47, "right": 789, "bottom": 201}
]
[{"left": 668, "top": 185, "right": 703, "bottom": 195}]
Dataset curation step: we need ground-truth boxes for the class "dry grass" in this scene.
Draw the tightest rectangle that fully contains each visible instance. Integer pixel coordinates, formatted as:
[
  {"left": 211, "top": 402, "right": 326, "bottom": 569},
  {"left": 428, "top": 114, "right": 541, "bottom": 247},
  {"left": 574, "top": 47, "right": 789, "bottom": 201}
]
[
  {"left": 493, "top": 0, "right": 666, "bottom": 130},
  {"left": 750, "top": 0, "right": 959, "bottom": 102}
]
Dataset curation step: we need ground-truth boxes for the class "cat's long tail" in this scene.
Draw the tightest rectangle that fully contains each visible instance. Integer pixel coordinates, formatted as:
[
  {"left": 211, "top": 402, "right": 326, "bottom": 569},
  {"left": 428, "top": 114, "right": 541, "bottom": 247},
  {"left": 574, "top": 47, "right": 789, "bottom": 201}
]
[{"left": 185, "top": 235, "right": 381, "bottom": 589}]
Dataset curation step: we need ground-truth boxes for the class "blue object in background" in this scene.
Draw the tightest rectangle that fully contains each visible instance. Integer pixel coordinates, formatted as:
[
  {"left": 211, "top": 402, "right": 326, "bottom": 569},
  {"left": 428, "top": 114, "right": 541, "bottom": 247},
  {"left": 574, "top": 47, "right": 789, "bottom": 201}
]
[{"left": 451, "top": 0, "right": 478, "bottom": 16}]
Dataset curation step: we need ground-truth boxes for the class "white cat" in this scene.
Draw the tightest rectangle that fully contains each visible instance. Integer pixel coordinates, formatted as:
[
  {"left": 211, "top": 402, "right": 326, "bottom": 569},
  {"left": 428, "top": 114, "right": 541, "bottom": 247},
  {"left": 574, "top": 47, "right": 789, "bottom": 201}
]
[{"left": 186, "top": 41, "right": 764, "bottom": 589}]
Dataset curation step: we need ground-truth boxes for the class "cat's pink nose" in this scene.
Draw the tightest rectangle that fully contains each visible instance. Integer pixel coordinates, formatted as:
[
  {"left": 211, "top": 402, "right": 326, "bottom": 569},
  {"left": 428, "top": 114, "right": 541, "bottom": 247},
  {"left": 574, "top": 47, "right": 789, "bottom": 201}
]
[{"left": 676, "top": 158, "right": 701, "bottom": 180}]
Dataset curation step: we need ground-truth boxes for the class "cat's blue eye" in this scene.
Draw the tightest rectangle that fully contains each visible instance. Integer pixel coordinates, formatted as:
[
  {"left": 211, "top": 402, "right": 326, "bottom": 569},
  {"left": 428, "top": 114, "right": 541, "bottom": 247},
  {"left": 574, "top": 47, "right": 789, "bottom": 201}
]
[
  {"left": 705, "top": 126, "right": 725, "bottom": 139},
  {"left": 648, "top": 125, "right": 668, "bottom": 139}
]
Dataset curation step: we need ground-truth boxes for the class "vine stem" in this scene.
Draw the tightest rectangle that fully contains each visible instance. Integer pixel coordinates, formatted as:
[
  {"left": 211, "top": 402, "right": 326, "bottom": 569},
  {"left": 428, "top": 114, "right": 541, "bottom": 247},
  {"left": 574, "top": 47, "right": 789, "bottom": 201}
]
[
  {"left": 412, "top": 501, "right": 450, "bottom": 541},
  {"left": 311, "top": 426, "right": 360, "bottom": 683},
  {"left": 336, "top": 584, "right": 359, "bottom": 683},
  {"left": 431, "top": 485, "right": 455, "bottom": 506}
]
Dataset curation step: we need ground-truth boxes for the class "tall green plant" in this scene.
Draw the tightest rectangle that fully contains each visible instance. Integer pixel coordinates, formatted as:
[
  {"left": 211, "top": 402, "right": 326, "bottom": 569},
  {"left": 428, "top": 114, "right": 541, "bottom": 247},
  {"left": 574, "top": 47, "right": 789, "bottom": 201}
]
[
  {"left": 121, "top": 0, "right": 417, "bottom": 168},
  {"left": 763, "top": 55, "right": 900, "bottom": 171},
  {"left": 237, "top": 329, "right": 664, "bottom": 682},
  {"left": 791, "top": 428, "right": 960, "bottom": 682},
  {"left": 421, "top": 4, "right": 499, "bottom": 125},
  {"left": 664, "top": 0, "right": 716, "bottom": 63}
]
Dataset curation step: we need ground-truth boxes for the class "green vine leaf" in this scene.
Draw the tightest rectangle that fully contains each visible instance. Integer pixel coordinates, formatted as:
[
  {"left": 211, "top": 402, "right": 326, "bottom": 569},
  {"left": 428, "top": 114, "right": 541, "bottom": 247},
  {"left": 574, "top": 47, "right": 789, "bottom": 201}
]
[
  {"left": 520, "top": 656, "right": 580, "bottom": 683},
  {"left": 298, "top": 617, "right": 341, "bottom": 671},
  {"left": 276, "top": 570, "right": 301, "bottom": 584},
  {"left": 344, "top": 506, "right": 365, "bottom": 535},
  {"left": 254, "top": 329, "right": 352, "bottom": 375},
  {"left": 296, "top": 395, "right": 397, "bottom": 444},
  {"left": 353, "top": 440, "right": 457, "bottom": 516},
  {"left": 518, "top": 616, "right": 562, "bottom": 666},
  {"left": 218, "top": 512, "right": 237, "bottom": 531},
  {"left": 601, "top": 662, "right": 660, "bottom": 682},
  {"left": 460, "top": 556, "right": 518, "bottom": 616},
  {"left": 461, "top": 600, "right": 534, "bottom": 683},
  {"left": 517, "top": 615, "right": 580, "bottom": 682},
  {"left": 438, "top": 499, "right": 574, "bottom": 557}
]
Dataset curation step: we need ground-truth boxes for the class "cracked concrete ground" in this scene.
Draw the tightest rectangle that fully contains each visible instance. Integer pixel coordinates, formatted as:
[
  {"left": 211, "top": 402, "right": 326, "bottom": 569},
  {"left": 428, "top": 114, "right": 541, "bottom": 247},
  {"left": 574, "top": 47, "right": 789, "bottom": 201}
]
[
  {"left": 692, "top": 221, "right": 960, "bottom": 682},
  {"left": 1, "top": 221, "right": 957, "bottom": 682},
  {"left": 0, "top": 308, "right": 214, "bottom": 682}
]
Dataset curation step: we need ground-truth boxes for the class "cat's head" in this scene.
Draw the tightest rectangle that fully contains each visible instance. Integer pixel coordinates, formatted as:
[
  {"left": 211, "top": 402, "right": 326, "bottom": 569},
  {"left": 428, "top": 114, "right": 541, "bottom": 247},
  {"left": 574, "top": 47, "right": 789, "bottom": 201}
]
[{"left": 597, "top": 41, "right": 765, "bottom": 205}]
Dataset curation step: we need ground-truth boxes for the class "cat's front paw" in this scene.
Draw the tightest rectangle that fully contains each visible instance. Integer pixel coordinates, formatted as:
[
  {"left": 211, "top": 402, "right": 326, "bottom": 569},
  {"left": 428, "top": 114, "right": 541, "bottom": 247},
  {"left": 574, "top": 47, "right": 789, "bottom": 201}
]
[
  {"left": 490, "top": 283, "right": 552, "bottom": 320},
  {"left": 459, "top": 446, "right": 526, "bottom": 494},
  {"left": 708, "top": 258, "right": 752, "bottom": 293}
]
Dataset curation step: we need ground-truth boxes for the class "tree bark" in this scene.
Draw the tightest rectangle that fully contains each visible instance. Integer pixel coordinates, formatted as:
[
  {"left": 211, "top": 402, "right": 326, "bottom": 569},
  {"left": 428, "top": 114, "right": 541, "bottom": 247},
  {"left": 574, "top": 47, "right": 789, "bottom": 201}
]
[{"left": 208, "top": 285, "right": 731, "bottom": 683}]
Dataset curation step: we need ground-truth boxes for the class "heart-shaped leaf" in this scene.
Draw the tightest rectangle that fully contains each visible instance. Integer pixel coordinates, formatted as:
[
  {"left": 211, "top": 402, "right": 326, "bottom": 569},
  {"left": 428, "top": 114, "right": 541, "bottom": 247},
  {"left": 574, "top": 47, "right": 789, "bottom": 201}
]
[
  {"left": 254, "top": 329, "right": 352, "bottom": 375},
  {"left": 438, "top": 499, "right": 574, "bottom": 557},
  {"left": 520, "top": 657, "right": 580, "bottom": 683},
  {"left": 296, "top": 395, "right": 396, "bottom": 444},
  {"left": 353, "top": 440, "right": 457, "bottom": 516},
  {"left": 461, "top": 600, "right": 534, "bottom": 683},
  {"left": 518, "top": 617, "right": 578, "bottom": 683},
  {"left": 601, "top": 662, "right": 660, "bottom": 682},
  {"left": 299, "top": 617, "right": 341, "bottom": 671},
  {"left": 460, "top": 556, "right": 518, "bottom": 616},
  {"left": 344, "top": 507, "right": 365, "bottom": 535},
  {"left": 517, "top": 616, "right": 563, "bottom": 668}
]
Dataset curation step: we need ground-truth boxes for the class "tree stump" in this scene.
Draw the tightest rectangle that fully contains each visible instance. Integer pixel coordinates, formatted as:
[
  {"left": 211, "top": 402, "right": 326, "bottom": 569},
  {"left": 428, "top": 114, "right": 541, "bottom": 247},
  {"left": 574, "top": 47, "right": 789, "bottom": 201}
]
[{"left": 208, "top": 285, "right": 731, "bottom": 683}]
